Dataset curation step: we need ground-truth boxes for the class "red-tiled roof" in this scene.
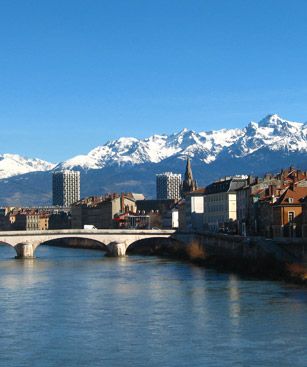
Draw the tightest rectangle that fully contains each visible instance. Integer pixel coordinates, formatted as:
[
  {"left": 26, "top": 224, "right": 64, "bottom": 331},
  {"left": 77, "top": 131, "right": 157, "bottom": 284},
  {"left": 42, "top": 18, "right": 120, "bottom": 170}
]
[{"left": 274, "top": 186, "right": 307, "bottom": 206}]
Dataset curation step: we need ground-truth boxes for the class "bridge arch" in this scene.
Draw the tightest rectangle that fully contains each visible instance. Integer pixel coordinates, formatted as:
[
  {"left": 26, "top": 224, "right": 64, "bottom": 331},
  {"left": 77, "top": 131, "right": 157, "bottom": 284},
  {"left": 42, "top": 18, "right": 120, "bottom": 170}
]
[
  {"left": 0, "top": 240, "right": 15, "bottom": 248},
  {"left": 0, "top": 241, "right": 18, "bottom": 257},
  {"left": 126, "top": 236, "right": 186, "bottom": 257},
  {"left": 37, "top": 237, "right": 109, "bottom": 252}
]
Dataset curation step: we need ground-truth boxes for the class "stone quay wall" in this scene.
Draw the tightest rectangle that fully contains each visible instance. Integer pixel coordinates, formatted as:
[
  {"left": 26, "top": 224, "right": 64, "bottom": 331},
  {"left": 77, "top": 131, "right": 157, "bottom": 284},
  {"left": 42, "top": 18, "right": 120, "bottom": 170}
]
[{"left": 42, "top": 231, "right": 307, "bottom": 284}]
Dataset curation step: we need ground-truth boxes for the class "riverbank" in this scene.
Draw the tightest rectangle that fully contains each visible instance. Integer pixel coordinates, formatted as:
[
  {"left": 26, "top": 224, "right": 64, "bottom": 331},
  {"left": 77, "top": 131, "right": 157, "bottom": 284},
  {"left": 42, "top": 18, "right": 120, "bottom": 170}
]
[
  {"left": 127, "top": 233, "right": 307, "bottom": 286},
  {"left": 45, "top": 233, "right": 307, "bottom": 286}
]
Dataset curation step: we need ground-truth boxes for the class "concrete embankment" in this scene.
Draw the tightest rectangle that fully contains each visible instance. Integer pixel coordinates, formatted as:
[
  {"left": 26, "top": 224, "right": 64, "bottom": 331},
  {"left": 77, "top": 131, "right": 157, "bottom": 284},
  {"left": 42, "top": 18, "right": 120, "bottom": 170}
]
[
  {"left": 194, "top": 233, "right": 307, "bottom": 284},
  {"left": 128, "top": 232, "right": 307, "bottom": 285},
  {"left": 44, "top": 233, "right": 307, "bottom": 285}
]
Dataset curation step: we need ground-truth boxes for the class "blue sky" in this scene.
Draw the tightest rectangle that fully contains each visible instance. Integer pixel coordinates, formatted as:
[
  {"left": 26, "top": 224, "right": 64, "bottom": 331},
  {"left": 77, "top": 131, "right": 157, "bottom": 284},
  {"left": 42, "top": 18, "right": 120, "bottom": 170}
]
[{"left": 1, "top": 0, "right": 307, "bottom": 162}]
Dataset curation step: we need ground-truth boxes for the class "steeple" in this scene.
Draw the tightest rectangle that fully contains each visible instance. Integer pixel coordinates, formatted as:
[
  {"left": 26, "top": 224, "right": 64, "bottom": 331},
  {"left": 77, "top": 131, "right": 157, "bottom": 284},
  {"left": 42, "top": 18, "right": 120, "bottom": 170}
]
[{"left": 181, "top": 157, "right": 197, "bottom": 196}]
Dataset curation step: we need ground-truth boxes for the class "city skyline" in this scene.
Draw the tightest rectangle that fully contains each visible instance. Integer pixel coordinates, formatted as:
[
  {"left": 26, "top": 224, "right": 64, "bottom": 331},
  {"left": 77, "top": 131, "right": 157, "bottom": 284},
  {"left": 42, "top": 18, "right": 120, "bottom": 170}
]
[
  {"left": 1, "top": 2, "right": 306, "bottom": 365},
  {"left": 1, "top": 1, "right": 307, "bottom": 161}
]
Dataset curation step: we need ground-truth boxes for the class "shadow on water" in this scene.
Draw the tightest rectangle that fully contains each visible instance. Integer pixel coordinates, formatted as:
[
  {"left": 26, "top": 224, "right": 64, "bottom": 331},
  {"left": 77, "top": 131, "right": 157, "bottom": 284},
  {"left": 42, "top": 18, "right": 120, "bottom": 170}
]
[
  {"left": 35, "top": 244, "right": 107, "bottom": 259},
  {"left": 0, "top": 243, "right": 17, "bottom": 259}
]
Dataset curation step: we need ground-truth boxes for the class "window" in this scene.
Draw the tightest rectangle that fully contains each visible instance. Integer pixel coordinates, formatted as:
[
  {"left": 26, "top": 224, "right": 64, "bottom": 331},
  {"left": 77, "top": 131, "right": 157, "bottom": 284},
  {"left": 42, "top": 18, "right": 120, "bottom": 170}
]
[
  {"left": 288, "top": 211, "right": 295, "bottom": 222},
  {"left": 288, "top": 197, "right": 293, "bottom": 203}
]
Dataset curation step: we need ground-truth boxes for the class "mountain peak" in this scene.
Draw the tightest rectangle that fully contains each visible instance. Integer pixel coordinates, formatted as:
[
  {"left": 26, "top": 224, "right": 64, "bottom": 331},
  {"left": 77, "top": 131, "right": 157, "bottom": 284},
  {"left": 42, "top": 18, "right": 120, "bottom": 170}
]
[
  {"left": 257, "top": 114, "right": 304, "bottom": 131},
  {"left": 258, "top": 113, "right": 284, "bottom": 127},
  {"left": 180, "top": 128, "right": 189, "bottom": 133}
]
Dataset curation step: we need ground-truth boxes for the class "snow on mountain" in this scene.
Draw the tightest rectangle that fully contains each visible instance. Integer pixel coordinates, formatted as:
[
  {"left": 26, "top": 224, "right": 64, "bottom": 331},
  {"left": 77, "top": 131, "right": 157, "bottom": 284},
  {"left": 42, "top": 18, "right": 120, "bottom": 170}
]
[
  {"left": 227, "top": 114, "right": 307, "bottom": 157},
  {"left": 58, "top": 127, "right": 245, "bottom": 170},
  {"left": 60, "top": 113, "right": 307, "bottom": 171},
  {"left": 0, "top": 154, "right": 56, "bottom": 179},
  {"left": 197, "top": 128, "right": 244, "bottom": 163},
  {"left": 3, "top": 114, "right": 307, "bottom": 177}
]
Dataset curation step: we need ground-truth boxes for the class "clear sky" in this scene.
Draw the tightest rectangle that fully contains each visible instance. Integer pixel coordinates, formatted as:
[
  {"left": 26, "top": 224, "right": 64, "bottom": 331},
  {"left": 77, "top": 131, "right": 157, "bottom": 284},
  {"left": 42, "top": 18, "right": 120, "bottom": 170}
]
[{"left": 1, "top": 0, "right": 307, "bottom": 162}]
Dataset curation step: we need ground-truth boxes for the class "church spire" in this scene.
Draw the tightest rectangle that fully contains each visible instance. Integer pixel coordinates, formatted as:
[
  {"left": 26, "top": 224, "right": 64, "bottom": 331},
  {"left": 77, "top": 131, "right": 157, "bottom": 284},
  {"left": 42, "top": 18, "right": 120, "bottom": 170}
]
[
  {"left": 181, "top": 157, "right": 197, "bottom": 196},
  {"left": 184, "top": 157, "right": 193, "bottom": 182}
]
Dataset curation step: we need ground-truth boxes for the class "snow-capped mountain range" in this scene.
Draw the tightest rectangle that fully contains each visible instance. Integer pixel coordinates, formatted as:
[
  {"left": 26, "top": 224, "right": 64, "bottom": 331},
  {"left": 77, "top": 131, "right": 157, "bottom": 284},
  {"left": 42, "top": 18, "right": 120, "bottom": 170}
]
[
  {"left": 2, "top": 114, "right": 307, "bottom": 179},
  {"left": 55, "top": 114, "right": 307, "bottom": 170},
  {"left": 56, "top": 125, "right": 242, "bottom": 170},
  {"left": 0, "top": 154, "right": 55, "bottom": 180},
  {"left": 1, "top": 114, "right": 307, "bottom": 205}
]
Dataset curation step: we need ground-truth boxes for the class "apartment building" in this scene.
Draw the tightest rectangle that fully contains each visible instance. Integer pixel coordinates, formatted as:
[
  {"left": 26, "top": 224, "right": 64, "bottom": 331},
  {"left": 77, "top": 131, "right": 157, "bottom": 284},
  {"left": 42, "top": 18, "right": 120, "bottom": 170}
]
[
  {"left": 52, "top": 170, "right": 80, "bottom": 207},
  {"left": 156, "top": 172, "right": 181, "bottom": 200},
  {"left": 203, "top": 177, "right": 247, "bottom": 232}
]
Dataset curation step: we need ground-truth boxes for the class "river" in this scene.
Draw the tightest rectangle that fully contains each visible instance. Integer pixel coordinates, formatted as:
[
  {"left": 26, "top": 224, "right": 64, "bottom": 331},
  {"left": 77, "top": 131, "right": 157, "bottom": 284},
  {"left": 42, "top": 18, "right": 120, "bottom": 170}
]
[{"left": 0, "top": 244, "right": 306, "bottom": 367}]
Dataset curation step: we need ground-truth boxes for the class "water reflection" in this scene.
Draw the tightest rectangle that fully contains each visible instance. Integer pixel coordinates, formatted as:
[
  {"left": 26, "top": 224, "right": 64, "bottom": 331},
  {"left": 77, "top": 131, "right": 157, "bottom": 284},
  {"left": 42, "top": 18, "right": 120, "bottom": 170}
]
[
  {"left": 228, "top": 274, "right": 241, "bottom": 326},
  {"left": 0, "top": 246, "right": 306, "bottom": 367}
]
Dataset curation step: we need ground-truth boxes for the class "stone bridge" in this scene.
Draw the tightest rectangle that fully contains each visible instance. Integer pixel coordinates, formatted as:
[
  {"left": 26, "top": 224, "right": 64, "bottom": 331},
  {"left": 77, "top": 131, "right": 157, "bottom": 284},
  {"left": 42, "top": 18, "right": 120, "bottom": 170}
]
[{"left": 0, "top": 229, "right": 176, "bottom": 258}]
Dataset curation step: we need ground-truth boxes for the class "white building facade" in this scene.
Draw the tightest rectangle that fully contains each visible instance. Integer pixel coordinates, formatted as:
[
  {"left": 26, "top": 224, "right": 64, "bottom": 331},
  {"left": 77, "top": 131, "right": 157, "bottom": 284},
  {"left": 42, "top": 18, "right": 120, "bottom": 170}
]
[{"left": 156, "top": 172, "right": 182, "bottom": 200}]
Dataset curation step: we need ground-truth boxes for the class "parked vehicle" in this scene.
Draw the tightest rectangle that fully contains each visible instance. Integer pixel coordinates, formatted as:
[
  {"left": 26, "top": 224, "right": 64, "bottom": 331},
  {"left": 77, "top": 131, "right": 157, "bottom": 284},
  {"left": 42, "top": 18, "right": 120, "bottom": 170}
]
[{"left": 83, "top": 225, "right": 97, "bottom": 230}]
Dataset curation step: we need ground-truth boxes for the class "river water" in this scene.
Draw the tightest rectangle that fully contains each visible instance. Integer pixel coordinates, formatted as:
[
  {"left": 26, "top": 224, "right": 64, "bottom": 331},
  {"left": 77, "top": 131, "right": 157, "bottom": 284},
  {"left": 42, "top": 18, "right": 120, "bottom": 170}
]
[{"left": 0, "top": 244, "right": 306, "bottom": 367}]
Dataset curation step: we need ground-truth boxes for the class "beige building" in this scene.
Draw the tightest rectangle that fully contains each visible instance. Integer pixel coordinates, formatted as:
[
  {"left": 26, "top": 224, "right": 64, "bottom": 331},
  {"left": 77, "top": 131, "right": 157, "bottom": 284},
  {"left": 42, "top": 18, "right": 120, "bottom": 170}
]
[
  {"left": 0, "top": 207, "right": 71, "bottom": 231},
  {"left": 204, "top": 177, "right": 247, "bottom": 232},
  {"left": 10, "top": 212, "right": 50, "bottom": 231}
]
